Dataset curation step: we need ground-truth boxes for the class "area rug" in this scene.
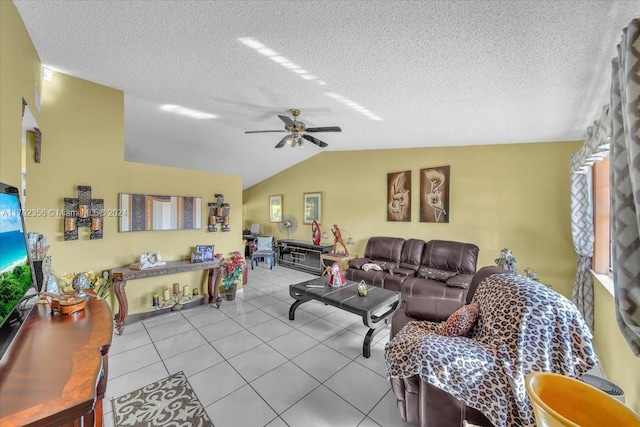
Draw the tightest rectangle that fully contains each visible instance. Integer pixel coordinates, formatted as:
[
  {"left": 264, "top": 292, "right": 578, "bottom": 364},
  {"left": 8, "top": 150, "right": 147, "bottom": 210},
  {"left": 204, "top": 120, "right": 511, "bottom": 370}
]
[{"left": 112, "top": 371, "right": 214, "bottom": 427}]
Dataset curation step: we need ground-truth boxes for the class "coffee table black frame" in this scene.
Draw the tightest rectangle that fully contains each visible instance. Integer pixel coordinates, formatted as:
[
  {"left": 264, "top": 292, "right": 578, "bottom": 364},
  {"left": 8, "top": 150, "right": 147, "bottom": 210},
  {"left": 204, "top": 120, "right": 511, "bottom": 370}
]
[{"left": 289, "top": 278, "right": 399, "bottom": 358}]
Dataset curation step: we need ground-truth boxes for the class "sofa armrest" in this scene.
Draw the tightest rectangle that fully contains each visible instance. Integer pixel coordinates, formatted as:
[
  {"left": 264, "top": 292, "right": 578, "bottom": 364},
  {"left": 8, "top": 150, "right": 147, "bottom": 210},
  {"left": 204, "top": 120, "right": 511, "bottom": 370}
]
[
  {"left": 390, "top": 267, "right": 416, "bottom": 277},
  {"left": 401, "top": 279, "right": 464, "bottom": 322},
  {"left": 348, "top": 258, "right": 372, "bottom": 269},
  {"left": 445, "top": 273, "right": 474, "bottom": 289}
]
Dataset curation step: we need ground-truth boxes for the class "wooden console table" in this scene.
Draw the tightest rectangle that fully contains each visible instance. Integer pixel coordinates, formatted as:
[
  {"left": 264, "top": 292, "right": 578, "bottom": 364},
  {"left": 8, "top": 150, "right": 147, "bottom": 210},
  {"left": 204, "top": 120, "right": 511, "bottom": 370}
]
[
  {"left": 111, "top": 259, "right": 221, "bottom": 335},
  {"left": 0, "top": 295, "right": 112, "bottom": 426}
]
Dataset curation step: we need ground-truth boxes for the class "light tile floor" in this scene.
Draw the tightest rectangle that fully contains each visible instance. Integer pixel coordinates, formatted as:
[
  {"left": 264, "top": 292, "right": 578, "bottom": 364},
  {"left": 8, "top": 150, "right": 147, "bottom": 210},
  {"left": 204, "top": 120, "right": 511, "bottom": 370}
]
[{"left": 104, "top": 264, "right": 413, "bottom": 427}]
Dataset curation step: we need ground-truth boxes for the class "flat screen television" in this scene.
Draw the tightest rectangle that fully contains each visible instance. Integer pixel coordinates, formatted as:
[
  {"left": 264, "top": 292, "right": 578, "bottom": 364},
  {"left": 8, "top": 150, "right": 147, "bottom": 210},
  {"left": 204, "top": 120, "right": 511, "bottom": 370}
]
[{"left": 0, "top": 182, "right": 37, "bottom": 362}]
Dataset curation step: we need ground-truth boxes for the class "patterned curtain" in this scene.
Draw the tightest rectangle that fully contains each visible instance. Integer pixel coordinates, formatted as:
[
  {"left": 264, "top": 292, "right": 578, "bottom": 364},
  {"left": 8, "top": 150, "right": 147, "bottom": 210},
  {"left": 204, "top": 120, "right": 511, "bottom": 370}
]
[
  {"left": 569, "top": 106, "right": 610, "bottom": 331},
  {"left": 569, "top": 160, "right": 595, "bottom": 330},
  {"left": 610, "top": 18, "right": 640, "bottom": 356}
]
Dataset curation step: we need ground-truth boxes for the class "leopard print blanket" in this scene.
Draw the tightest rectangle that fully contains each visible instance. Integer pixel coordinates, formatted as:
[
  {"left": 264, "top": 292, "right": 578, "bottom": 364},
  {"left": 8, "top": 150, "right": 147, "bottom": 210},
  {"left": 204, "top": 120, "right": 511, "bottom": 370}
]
[{"left": 385, "top": 273, "right": 598, "bottom": 427}]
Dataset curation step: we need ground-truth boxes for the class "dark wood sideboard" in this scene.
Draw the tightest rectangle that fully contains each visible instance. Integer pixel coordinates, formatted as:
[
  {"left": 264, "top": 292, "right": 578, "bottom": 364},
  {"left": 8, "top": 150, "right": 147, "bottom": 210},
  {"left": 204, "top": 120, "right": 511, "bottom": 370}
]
[
  {"left": 278, "top": 239, "right": 334, "bottom": 274},
  {"left": 0, "top": 294, "right": 113, "bottom": 426}
]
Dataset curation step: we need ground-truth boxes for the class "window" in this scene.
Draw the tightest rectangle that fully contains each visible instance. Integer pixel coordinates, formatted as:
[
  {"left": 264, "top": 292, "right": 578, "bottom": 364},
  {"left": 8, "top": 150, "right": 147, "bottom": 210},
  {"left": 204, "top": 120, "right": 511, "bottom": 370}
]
[{"left": 592, "top": 157, "right": 610, "bottom": 274}]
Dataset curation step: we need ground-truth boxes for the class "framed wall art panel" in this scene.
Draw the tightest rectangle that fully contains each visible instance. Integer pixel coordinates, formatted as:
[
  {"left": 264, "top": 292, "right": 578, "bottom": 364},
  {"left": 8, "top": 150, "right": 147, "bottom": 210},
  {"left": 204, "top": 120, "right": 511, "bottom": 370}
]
[
  {"left": 420, "top": 166, "right": 450, "bottom": 223},
  {"left": 269, "top": 194, "right": 283, "bottom": 223},
  {"left": 303, "top": 192, "right": 322, "bottom": 224},
  {"left": 387, "top": 170, "right": 411, "bottom": 222}
]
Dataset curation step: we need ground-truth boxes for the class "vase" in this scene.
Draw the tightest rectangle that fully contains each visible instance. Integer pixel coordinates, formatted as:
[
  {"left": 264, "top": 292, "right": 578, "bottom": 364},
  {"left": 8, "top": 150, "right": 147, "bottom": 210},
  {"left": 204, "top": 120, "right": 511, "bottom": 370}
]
[
  {"left": 72, "top": 273, "right": 89, "bottom": 296},
  {"left": 225, "top": 283, "right": 237, "bottom": 301}
]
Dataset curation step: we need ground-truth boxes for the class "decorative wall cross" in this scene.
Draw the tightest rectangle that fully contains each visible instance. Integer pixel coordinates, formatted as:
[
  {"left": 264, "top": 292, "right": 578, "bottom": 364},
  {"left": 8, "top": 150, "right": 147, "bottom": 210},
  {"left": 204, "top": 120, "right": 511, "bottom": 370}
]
[
  {"left": 208, "top": 193, "right": 230, "bottom": 232},
  {"left": 63, "top": 185, "right": 104, "bottom": 240}
]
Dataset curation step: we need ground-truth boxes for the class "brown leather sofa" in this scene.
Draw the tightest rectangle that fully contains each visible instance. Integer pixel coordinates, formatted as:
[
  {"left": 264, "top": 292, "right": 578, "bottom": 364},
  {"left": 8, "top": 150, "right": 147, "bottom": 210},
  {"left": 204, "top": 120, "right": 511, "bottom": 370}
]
[
  {"left": 389, "top": 266, "right": 505, "bottom": 426},
  {"left": 345, "top": 237, "right": 479, "bottom": 320}
]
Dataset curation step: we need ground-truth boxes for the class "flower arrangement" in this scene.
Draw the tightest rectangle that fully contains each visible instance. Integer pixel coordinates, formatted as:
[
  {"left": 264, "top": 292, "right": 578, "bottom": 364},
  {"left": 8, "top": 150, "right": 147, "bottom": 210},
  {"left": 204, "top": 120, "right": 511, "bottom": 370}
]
[
  {"left": 216, "top": 251, "right": 245, "bottom": 290},
  {"left": 60, "top": 271, "right": 111, "bottom": 298}
]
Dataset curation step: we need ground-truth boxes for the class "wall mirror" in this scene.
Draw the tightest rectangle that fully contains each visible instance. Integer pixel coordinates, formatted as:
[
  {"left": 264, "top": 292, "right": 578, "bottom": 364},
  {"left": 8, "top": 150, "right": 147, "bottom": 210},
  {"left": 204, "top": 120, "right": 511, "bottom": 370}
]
[{"left": 119, "top": 193, "right": 202, "bottom": 232}]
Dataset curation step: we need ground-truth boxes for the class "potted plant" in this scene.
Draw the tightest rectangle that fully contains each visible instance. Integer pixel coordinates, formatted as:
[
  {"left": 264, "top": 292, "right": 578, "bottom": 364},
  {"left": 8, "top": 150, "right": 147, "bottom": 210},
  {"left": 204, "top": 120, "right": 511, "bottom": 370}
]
[{"left": 216, "top": 251, "right": 245, "bottom": 300}]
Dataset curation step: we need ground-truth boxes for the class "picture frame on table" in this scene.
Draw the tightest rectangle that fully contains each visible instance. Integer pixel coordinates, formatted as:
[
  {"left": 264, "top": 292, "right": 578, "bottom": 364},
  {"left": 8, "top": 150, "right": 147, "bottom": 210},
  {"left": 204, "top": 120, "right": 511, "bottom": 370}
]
[
  {"left": 303, "top": 192, "right": 322, "bottom": 224},
  {"left": 195, "top": 244, "right": 214, "bottom": 261},
  {"left": 269, "top": 194, "right": 283, "bottom": 223}
]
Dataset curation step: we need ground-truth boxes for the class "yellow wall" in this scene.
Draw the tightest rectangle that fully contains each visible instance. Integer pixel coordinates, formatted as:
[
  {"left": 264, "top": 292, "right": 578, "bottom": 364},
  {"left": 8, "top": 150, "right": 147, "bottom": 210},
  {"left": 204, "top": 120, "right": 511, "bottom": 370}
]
[
  {"left": 0, "top": 1, "right": 41, "bottom": 186},
  {"left": 1, "top": 1, "right": 244, "bottom": 315},
  {"left": 244, "top": 143, "right": 581, "bottom": 297},
  {"left": 593, "top": 277, "right": 640, "bottom": 413}
]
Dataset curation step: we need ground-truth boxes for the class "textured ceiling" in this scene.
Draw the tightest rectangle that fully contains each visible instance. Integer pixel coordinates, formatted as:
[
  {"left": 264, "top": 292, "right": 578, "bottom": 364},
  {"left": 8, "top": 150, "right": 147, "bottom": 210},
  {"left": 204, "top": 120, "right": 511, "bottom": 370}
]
[{"left": 13, "top": 1, "right": 640, "bottom": 188}]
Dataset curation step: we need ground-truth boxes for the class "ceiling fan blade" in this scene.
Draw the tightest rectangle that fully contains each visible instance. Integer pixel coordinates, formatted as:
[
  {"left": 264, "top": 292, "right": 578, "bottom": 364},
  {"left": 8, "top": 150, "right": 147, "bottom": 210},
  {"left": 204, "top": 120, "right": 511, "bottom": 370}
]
[
  {"left": 302, "top": 134, "right": 328, "bottom": 148},
  {"left": 211, "top": 97, "right": 272, "bottom": 110},
  {"left": 274, "top": 136, "right": 289, "bottom": 148},
  {"left": 278, "top": 115, "right": 295, "bottom": 127},
  {"left": 305, "top": 126, "right": 342, "bottom": 133},
  {"left": 245, "top": 130, "right": 286, "bottom": 134}
]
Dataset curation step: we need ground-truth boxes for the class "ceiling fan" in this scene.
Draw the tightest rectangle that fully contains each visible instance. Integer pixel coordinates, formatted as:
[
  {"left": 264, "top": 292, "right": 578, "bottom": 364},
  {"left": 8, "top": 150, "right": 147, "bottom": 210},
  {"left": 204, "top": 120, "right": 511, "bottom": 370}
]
[{"left": 244, "top": 109, "right": 341, "bottom": 149}]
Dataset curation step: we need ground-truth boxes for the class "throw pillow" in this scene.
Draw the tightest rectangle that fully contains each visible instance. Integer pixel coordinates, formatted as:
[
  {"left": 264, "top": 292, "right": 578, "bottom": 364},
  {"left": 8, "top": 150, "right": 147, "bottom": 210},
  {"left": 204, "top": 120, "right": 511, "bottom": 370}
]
[
  {"left": 256, "top": 237, "right": 272, "bottom": 251},
  {"left": 362, "top": 263, "right": 383, "bottom": 272},
  {"left": 418, "top": 267, "right": 457, "bottom": 282},
  {"left": 438, "top": 302, "right": 480, "bottom": 337}
]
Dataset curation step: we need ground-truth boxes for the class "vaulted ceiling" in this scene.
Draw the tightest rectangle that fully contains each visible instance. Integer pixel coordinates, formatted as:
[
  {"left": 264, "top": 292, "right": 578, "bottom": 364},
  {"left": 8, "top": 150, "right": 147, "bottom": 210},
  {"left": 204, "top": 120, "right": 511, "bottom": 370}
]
[{"left": 13, "top": 1, "right": 639, "bottom": 188}]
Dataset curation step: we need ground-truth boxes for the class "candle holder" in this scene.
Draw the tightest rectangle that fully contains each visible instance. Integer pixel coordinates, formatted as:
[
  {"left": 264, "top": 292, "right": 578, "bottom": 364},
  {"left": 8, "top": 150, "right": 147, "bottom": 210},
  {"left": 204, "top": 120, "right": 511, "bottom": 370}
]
[{"left": 155, "top": 290, "right": 199, "bottom": 311}]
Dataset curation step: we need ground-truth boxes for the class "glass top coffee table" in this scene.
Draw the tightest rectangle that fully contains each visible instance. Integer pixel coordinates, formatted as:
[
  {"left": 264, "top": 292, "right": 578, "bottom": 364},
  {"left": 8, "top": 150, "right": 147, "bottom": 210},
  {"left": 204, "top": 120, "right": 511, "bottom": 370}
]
[{"left": 289, "top": 278, "right": 399, "bottom": 358}]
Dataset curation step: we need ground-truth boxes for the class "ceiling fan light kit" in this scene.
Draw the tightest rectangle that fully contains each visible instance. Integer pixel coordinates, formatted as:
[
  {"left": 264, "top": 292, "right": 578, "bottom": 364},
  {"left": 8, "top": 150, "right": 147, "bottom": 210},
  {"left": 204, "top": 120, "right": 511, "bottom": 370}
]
[{"left": 245, "top": 109, "right": 341, "bottom": 149}]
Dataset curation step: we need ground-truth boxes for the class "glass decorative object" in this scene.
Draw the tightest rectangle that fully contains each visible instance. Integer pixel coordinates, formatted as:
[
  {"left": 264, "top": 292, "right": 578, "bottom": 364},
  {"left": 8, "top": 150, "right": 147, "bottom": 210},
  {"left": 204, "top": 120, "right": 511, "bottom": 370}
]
[
  {"left": 72, "top": 273, "right": 90, "bottom": 296},
  {"left": 358, "top": 280, "right": 368, "bottom": 297}
]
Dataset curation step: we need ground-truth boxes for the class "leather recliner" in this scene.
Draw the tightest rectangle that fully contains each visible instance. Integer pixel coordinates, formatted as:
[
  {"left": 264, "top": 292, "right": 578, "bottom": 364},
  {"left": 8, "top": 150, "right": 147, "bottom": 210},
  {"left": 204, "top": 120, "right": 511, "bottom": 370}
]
[
  {"left": 388, "top": 265, "right": 598, "bottom": 426},
  {"left": 389, "top": 266, "right": 506, "bottom": 426}
]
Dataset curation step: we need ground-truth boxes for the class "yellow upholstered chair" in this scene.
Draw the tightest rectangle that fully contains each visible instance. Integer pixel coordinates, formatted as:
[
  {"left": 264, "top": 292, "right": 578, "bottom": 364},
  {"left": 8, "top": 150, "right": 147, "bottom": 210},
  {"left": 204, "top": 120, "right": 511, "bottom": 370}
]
[{"left": 525, "top": 372, "right": 640, "bottom": 427}]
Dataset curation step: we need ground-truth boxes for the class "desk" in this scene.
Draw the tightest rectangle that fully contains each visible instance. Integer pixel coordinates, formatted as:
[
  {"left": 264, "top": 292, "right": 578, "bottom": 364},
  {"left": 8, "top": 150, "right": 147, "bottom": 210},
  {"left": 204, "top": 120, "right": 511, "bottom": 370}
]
[
  {"left": 243, "top": 235, "right": 257, "bottom": 258},
  {"left": 111, "top": 259, "right": 221, "bottom": 335},
  {"left": 0, "top": 295, "right": 113, "bottom": 426}
]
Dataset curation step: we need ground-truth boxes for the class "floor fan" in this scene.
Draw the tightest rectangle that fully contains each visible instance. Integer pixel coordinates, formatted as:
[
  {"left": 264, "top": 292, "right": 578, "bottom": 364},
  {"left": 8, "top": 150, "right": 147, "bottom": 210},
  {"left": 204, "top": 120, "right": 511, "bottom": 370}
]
[{"left": 277, "top": 214, "right": 298, "bottom": 239}]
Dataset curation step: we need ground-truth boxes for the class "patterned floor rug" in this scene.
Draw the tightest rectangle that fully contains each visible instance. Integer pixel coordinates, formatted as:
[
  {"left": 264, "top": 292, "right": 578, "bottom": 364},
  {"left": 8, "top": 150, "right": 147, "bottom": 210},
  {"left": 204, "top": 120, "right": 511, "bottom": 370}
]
[{"left": 112, "top": 371, "right": 214, "bottom": 427}]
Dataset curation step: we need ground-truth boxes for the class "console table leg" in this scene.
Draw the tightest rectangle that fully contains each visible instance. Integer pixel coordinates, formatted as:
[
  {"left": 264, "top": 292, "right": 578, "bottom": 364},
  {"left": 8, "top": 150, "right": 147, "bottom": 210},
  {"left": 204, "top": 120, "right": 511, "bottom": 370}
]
[
  {"left": 207, "top": 267, "right": 222, "bottom": 308},
  {"left": 112, "top": 278, "right": 128, "bottom": 335}
]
